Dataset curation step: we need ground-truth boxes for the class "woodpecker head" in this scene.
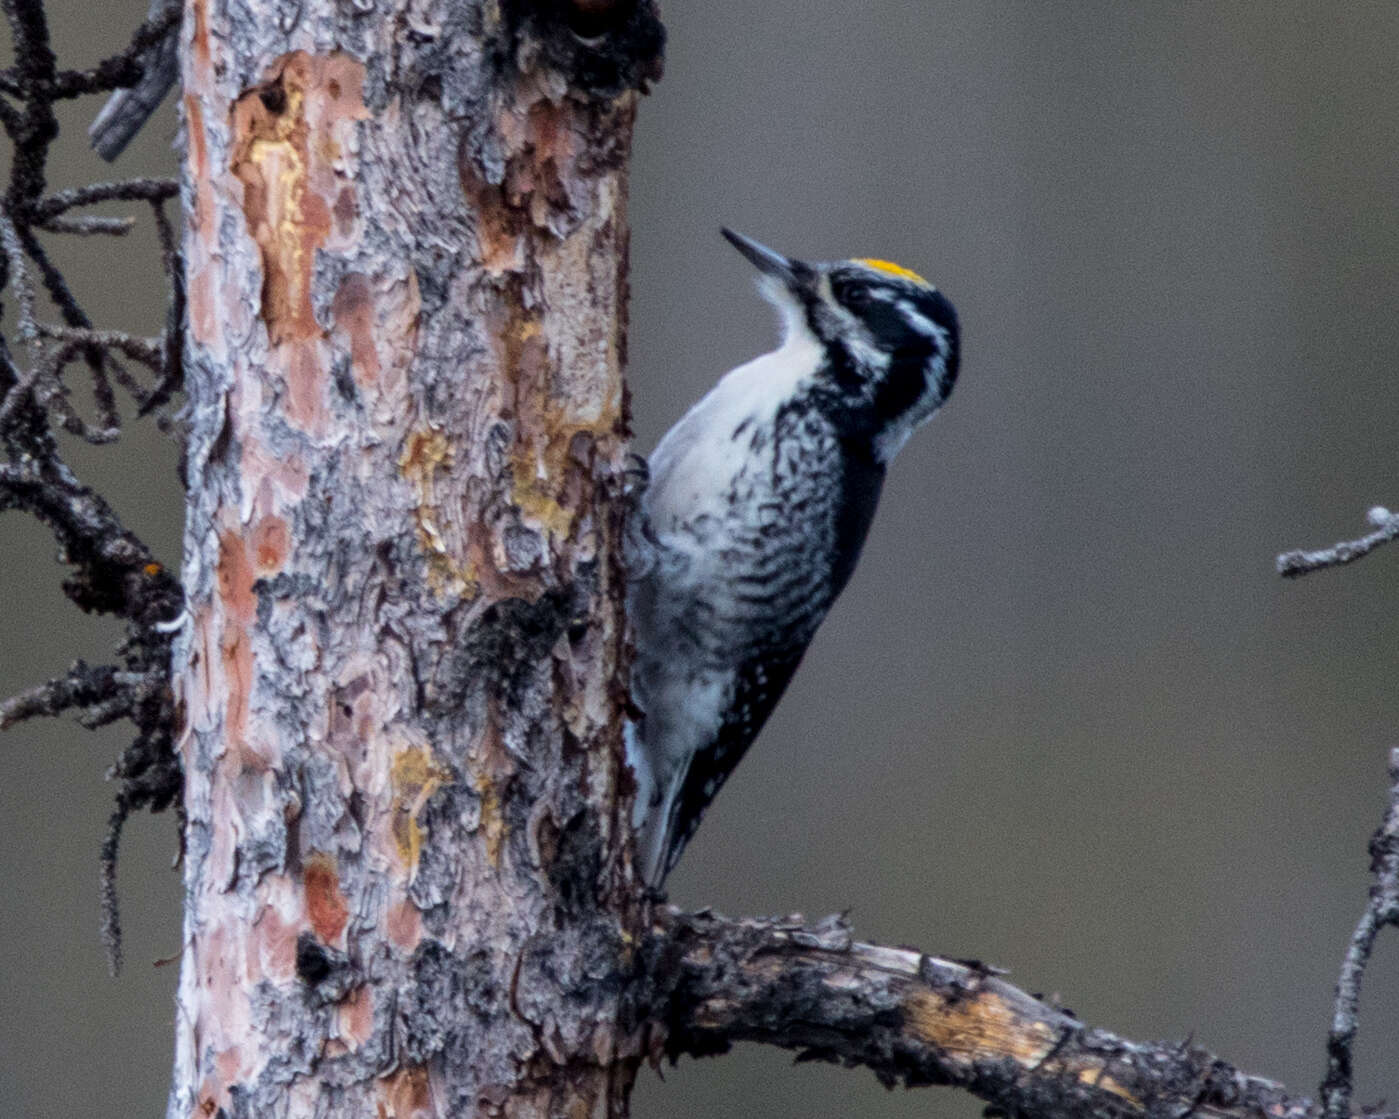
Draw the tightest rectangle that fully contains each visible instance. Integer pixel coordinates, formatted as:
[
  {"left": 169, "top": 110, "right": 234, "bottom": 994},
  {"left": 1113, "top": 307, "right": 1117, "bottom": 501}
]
[{"left": 722, "top": 228, "right": 960, "bottom": 461}]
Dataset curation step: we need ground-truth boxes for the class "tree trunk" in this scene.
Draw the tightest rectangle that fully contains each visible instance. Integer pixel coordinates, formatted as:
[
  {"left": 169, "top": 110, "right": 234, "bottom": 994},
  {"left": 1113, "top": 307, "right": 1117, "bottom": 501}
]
[{"left": 170, "top": 2, "right": 662, "bottom": 1115}]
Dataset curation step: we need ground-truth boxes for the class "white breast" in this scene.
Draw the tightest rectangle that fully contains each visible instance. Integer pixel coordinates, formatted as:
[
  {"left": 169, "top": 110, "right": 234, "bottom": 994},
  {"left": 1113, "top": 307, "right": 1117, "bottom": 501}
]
[{"left": 644, "top": 327, "right": 824, "bottom": 533}]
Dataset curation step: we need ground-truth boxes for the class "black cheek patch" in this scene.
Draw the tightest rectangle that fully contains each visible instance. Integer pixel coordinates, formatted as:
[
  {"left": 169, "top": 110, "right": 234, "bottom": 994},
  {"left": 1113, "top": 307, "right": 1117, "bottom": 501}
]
[
  {"left": 858, "top": 299, "right": 912, "bottom": 340},
  {"left": 872, "top": 338, "right": 936, "bottom": 425}
]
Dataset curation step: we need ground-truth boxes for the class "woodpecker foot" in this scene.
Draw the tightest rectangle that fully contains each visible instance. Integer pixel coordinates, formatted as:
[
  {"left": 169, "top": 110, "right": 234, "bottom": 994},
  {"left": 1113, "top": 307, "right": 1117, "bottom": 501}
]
[{"left": 623, "top": 451, "right": 650, "bottom": 492}]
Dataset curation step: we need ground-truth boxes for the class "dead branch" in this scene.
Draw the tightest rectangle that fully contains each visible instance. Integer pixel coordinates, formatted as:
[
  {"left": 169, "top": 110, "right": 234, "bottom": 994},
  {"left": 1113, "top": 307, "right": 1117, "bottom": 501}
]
[
  {"left": 85, "top": 0, "right": 181, "bottom": 160},
  {"left": 0, "top": 0, "right": 185, "bottom": 972},
  {"left": 1277, "top": 506, "right": 1399, "bottom": 578},
  {"left": 653, "top": 908, "right": 1318, "bottom": 1119},
  {"left": 1321, "top": 749, "right": 1399, "bottom": 1119}
]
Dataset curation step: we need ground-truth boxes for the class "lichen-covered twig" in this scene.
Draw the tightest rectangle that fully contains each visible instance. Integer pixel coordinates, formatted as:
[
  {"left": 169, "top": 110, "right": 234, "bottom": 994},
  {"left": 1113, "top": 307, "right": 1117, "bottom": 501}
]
[
  {"left": 0, "top": 660, "right": 124, "bottom": 729},
  {"left": 1276, "top": 506, "right": 1399, "bottom": 578},
  {"left": 1320, "top": 749, "right": 1399, "bottom": 1119},
  {"left": 653, "top": 908, "right": 1322, "bottom": 1119}
]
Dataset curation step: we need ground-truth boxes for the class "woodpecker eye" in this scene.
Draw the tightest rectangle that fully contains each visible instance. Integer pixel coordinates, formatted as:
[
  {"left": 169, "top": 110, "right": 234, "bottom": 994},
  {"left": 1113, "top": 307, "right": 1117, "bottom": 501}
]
[{"left": 837, "top": 280, "right": 874, "bottom": 309}]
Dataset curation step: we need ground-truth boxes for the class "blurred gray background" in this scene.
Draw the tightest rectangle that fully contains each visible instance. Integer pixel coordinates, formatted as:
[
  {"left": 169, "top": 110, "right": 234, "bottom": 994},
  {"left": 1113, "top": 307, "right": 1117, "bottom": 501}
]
[{"left": 3, "top": 2, "right": 1398, "bottom": 1116}]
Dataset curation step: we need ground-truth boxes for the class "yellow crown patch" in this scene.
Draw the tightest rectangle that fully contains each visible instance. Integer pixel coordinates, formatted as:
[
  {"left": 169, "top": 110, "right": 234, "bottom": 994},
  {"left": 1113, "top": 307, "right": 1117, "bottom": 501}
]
[{"left": 853, "top": 258, "right": 929, "bottom": 286}]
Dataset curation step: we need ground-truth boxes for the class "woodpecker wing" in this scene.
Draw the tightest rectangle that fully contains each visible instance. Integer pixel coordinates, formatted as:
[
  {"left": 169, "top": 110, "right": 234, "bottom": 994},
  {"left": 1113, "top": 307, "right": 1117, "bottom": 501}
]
[{"left": 658, "top": 641, "right": 810, "bottom": 880}]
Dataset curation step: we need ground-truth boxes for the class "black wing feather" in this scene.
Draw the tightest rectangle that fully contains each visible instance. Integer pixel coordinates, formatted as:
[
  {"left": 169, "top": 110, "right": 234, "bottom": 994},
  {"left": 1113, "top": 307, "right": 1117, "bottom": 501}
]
[{"left": 661, "top": 643, "right": 810, "bottom": 878}]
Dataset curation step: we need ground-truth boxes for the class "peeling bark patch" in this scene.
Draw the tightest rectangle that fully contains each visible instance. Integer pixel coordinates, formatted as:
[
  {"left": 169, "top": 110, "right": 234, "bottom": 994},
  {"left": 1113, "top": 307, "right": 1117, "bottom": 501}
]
[
  {"left": 230, "top": 52, "right": 369, "bottom": 431},
  {"left": 391, "top": 748, "right": 453, "bottom": 871},
  {"left": 339, "top": 983, "right": 375, "bottom": 1049},
  {"left": 460, "top": 95, "right": 591, "bottom": 243},
  {"left": 189, "top": 265, "right": 217, "bottom": 351},
  {"left": 217, "top": 528, "right": 256, "bottom": 744},
  {"left": 304, "top": 853, "right": 350, "bottom": 943},
  {"left": 196, "top": 1081, "right": 221, "bottom": 1117},
  {"left": 379, "top": 1066, "right": 432, "bottom": 1117},
  {"left": 251, "top": 894, "right": 299, "bottom": 984},
  {"left": 217, "top": 527, "right": 257, "bottom": 625},
  {"left": 498, "top": 313, "right": 581, "bottom": 548},
  {"left": 189, "top": 0, "right": 209, "bottom": 72},
  {"left": 232, "top": 57, "right": 329, "bottom": 344},
  {"left": 387, "top": 897, "right": 422, "bottom": 950},
  {"left": 482, "top": 255, "right": 622, "bottom": 567},
  {"left": 185, "top": 96, "right": 210, "bottom": 233},
  {"left": 508, "top": 427, "right": 599, "bottom": 552},
  {"left": 460, "top": 160, "right": 524, "bottom": 277},
  {"left": 499, "top": 99, "right": 576, "bottom": 233},
  {"left": 251, "top": 514, "right": 289, "bottom": 573},
  {"left": 488, "top": 299, "right": 620, "bottom": 588}
]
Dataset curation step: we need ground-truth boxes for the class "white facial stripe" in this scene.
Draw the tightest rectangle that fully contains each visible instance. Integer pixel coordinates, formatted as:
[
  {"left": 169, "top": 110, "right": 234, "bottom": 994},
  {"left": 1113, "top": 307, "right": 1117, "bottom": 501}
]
[
  {"left": 898, "top": 300, "right": 951, "bottom": 350},
  {"left": 855, "top": 288, "right": 950, "bottom": 348},
  {"left": 896, "top": 299, "right": 935, "bottom": 335}
]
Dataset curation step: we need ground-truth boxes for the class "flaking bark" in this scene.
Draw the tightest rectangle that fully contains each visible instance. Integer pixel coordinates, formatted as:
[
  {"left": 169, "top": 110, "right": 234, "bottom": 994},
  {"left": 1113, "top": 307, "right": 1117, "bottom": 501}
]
[
  {"left": 652, "top": 910, "right": 1320, "bottom": 1119},
  {"left": 171, "top": 2, "right": 661, "bottom": 1115}
]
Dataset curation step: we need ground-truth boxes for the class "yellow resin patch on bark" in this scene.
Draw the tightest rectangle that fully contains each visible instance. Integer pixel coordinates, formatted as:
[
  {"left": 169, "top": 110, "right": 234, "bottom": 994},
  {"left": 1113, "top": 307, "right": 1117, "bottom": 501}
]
[
  {"left": 229, "top": 52, "right": 368, "bottom": 430},
  {"left": 509, "top": 443, "right": 577, "bottom": 544},
  {"left": 902, "top": 988, "right": 1057, "bottom": 1065},
  {"left": 399, "top": 427, "right": 479, "bottom": 598},
  {"left": 474, "top": 772, "right": 506, "bottom": 869},
  {"left": 233, "top": 60, "right": 322, "bottom": 342},
  {"left": 1076, "top": 1067, "right": 1137, "bottom": 1102},
  {"left": 497, "top": 312, "right": 576, "bottom": 544},
  {"left": 468, "top": 719, "right": 514, "bottom": 870},
  {"left": 903, "top": 987, "right": 1139, "bottom": 1104},
  {"left": 499, "top": 314, "right": 620, "bottom": 551},
  {"left": 390, "top": 748, "right": 452, "bottom": 871}
]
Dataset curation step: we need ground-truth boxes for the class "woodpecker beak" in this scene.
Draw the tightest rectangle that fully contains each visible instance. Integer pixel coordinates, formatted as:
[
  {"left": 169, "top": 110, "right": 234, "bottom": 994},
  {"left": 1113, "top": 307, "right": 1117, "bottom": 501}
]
[{"left": 721, "top": 228, "right": 806, "bottom": 290}]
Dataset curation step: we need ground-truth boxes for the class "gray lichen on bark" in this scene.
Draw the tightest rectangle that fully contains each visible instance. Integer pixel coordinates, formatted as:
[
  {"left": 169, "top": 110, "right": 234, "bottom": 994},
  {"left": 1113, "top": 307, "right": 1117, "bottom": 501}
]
[{"left": 170, "top": 1, "right": 661, "bottom": 1114}]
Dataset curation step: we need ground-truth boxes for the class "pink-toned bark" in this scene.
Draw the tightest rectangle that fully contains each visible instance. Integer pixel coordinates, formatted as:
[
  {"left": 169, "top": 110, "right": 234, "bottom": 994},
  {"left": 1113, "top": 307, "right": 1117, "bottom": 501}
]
[{"left": 171, "top": 3, "right": 660, "bottom": 1114}]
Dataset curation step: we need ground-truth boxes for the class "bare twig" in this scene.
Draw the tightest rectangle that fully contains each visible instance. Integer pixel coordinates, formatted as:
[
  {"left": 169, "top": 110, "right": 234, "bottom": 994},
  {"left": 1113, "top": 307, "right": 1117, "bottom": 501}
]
[
  {"left": 35, "top": 213, "right": 134, "bottom": 235},
  {"left": 0, "top": 208, "right": 40, "bottom": 347},
  {"left": 1277, "top": 507, "right": 1399, "bottom": 579},
  {"left": 652, "top": 909, "right": 1319, "bottom": 1119},
  {"left": 29, "top": 175, "right": 177, "bottom": 220},
  {"left": 1320, "top": 749, "right": 1399, "bottom": 1119},
  {"left": 0, "top": 0, "right": 186, "bottom": 976},
  {"left": 37, "top": 324, "right": 164, "bottom": 364},
  {"left": 0, "top": 659, "right": 119, "bottom": 729}
]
